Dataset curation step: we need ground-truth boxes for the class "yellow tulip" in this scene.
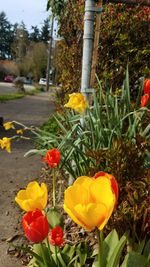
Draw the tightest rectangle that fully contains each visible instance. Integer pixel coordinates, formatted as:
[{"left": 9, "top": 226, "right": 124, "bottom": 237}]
[
  {"left": 3, "top": 121, "right": 14, "bottom": 130},
  {"left": 0, "top": 137, "right": 11, "bottom": 153},
  {"left": 64, "top": 93, "right": 88, "bottom": 113},
  {"left": 15, "top": 181, "right": 48, "bottom": 212},
  {"left": 64, "top": 173, "right": 118, "bottom": 231}
]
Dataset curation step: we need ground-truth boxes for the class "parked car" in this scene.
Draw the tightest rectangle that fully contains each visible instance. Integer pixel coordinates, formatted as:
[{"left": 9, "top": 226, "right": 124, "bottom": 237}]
[
  {"left": 39, "top": 78, "right": 52, "bottom": 86},
  {"left": 4, "top": 75, "right": 14, "bottom": 83}
]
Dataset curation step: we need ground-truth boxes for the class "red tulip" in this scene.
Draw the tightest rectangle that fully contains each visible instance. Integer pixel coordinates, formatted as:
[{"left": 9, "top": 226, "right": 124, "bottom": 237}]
[
  {"left": 144, "top": 79, "right": 150, "bottom": 95},
  {"left": 93, "top": 171, "right": 118, "bottom": 207},
  {"left": 43, "top": 148, "right": 61, "bottom": 168},
  {"left": 141, "top": 94, "right": 149, "bottom": 107},
  {"left": 22, "top": 209, "right": 49, "bottom": 243},
  {"left": 48, "top": 226, "right": 64, "bottom": 247}
]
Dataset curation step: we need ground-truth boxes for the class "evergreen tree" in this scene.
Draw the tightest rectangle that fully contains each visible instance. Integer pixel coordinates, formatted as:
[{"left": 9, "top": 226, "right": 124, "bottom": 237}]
[
  {"left": 40, "top": 18, "right": 50, "bottom": 43},
  {"left": 29, "top": 26, "right": 40, "bottom": 42}
]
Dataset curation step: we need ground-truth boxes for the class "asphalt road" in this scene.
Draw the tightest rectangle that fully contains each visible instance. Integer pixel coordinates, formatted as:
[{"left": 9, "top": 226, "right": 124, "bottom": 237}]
[{"left": 0, "top": 92, "right": 55, "bottom": 267}]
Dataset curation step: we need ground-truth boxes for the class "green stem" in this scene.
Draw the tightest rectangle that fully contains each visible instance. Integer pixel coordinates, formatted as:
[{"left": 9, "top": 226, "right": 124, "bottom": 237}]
[
  {"left": 47, "top": 237, "right": 52, "bottom": 262},
  {"left": 40, "top": 242, "right": 48, "bottom": 267},
  {"left": 96, "top": 228, "right": 103, "bottom": 267},
  {"left": 55, "top": 246, "right": 60, "bottom": 267},
  {"left": 52, "top": 169, "right": 56, "bottom": 207}
]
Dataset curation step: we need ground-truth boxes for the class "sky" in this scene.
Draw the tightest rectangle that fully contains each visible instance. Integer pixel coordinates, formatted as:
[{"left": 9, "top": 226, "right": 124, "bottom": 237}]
[{"left": 0, "top": 0, "right": 51, "bottom": 31}]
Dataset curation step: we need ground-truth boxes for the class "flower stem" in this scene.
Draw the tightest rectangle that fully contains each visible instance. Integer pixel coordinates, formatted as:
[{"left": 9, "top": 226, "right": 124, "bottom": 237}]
[
  {"left": 96, "top": 228, "right": 103, "bottom": 267},
  {"left": 55, "top": 246, "right": 60, "bottom": 267},
  {"left": 40, "top": 242, "right": 48, "bottom": 267},
  {"left": 46, "top": 238, "right": 52, "bottom": 262},
  {"left": 52, "top": 169, "right": 56, "bottom": 207}
]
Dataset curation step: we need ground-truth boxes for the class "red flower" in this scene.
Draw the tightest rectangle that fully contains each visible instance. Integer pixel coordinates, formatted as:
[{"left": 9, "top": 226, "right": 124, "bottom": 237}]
[
  {"left": 93, "top": 171, "right": 118, "bottom": 207},
  {"left": 144, "top": 79, "right": 150, "bottom": 95},
  {"left": 43, "top": 148, "right": 61, "bottom": 168},
  {"left": 141, "top": 94, "right": 150, "bottom": 107},
  {"left": 22, "top": 209, "right": 49, "bottom": 243},
  {"left": 48, "top": 226, "right": 64, "bottom": 247}
]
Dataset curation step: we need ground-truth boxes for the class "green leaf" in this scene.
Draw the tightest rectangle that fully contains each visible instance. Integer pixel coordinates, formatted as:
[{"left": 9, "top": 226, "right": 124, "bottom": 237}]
[
  {"left": 143, "top": 239, "right": 150, "bottom": 258},
  {"left": 76, "top": 242, "right": 88, "bottom": 266},
  {"left": 12, "top": 244, "right": 43, "bottom": 264},
  {"left": 107, "top": 232, "right": 127, "bottom": 267},
  {"left": 57, "top": 252, "right": 67, "bottom": 267},
  {"left": 46, "top": 207, "right": 64, "bottom": 228},
  {"left": 102, "top": 229, "right": 119, "bottom": 267},
  {"left": 136, "top": 239, "right": 146, "bottom": 254},
  {"left": 92, "top": 260, "right": 99, "bottom": 267},
  {"left": 62, "top": 244, "right": 76, "bottom": 260},
  {"left": 121, "top": 252, "right": 147, "bottom": 267},
  {"left": 46, "top": 0, "right": 50, "bottom": 11}
]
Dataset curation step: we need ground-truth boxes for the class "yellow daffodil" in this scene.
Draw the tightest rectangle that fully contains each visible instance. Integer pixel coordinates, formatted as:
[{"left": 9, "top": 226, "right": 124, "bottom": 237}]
[
  {"left": 64, "top": 93, "right": 88, "bottom": 113},
  {"left": 3, "top": 121, "right": 14, "bottom": 130},
  {"left": 64, "top": 172, "right": 118, "bottom": 231},
  {"left": 16, "top": 129, "right": 24, "bottom": 135},
  {"left": 0, "top": 137, "right": 11, "bottom": 153},
  {"left": 15, "top": 181, "right": 48, "bottom": 212}
]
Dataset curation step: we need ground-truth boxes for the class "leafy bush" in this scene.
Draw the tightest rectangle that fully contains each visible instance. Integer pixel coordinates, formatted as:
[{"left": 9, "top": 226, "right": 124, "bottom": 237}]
[{"left": 98, "top": 4, "right": 150, "bottom": 94}]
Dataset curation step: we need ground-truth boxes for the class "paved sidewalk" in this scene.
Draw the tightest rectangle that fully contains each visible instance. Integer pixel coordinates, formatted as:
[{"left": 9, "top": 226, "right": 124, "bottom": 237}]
[{"left": 0, "top": 92, "right": 55, "bottom": 267}]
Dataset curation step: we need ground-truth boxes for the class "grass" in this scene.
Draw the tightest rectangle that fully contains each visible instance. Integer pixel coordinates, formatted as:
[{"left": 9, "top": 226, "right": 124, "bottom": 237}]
[
  {"left": 0, "top": 93, "right": 24, "bottom": 102},
  {"left": 0, "top": 89, "right": 41, "bottom": 102}
]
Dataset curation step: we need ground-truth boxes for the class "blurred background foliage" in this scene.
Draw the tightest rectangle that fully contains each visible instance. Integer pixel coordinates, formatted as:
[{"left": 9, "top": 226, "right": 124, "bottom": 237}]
[{"left": 49, "top": 1, "right": 150, "bottom": 101}]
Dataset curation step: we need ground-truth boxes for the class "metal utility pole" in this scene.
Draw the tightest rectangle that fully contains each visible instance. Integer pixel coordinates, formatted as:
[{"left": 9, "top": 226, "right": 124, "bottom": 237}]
[
  {"left": 46, "top": 15, "right": 54, "bottom": 91},
  {"left": 80, "top": 0, "right": 96, "bottom": 100},
  {"left": 90, "top": 2, "right": 103, "bottom": 88}
]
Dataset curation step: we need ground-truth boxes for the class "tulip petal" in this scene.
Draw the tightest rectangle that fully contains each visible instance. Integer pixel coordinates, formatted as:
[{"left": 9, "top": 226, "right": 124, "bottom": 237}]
[
  {"left": 40, "top": 183, "right": 48, "bottom": 208},
  {"left": 74, "top": 176, "right": 92, "bottom": 189},
  {"left": 90, "top": 177, "right": 115, "bottom": 209},
  {"left": 64, "top": 184, "right": 90, "bottom": 208},
  {"left": 74, "top": 203, "right": 108, "bottom": 230},
  {"left": 64, "top": 204, "right": 86, "bottom": 229},
  {"left": 26, "top": 182, "right": 43, "bottom": 199}
]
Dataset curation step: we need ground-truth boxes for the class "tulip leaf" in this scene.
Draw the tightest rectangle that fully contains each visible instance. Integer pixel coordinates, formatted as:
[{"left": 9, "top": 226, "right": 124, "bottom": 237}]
[
  {"left": 143, "top": 239, "right": 150, "bottom": 258},
  {"left": 120, "top": 252, "right": 147, "bottom": 267},
  {"left": 68, "top": 255, "right": 79, "bottom": 266},
  {"left": 62, "top": 244, "right": 76, "bottom": 260},
  {"left": 136, "top": 239, "right": 146, "bottom": 254},
  {"left": 102, "top": 229, "right": 119, "bottom": 267},
  {"left": 92, "top": 261, "right": 98, "bottom": 267},
  {"left": 12, "top": 244, "right": 44, "bottom": 264},
  {"left": 76, "top": 242, "right": 88, "bottom": 266},
  {"left": 106, "top": 233, "right": 127, "bottom": 267},
  {"left": 57, "top": 252, "right": 67, "bottom": 267},
  {"left": 46, "top": 207, "right": 64, "bottom": 228}
]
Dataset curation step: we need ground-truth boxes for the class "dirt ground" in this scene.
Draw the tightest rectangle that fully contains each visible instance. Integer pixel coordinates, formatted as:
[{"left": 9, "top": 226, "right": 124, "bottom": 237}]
[{"left": 0, "top": 92, "right": 55, "bottom": 267}]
